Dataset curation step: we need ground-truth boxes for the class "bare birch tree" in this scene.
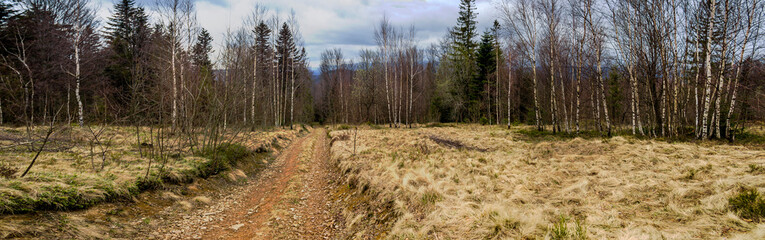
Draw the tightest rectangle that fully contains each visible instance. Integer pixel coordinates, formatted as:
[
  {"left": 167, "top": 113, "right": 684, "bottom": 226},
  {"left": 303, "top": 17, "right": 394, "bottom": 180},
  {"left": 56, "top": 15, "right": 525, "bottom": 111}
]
[
  {"left": 501, "top": 0, "right": 542, "bottom": 130},
  {"left": 700, "top": 0, "right": 717, "bottom": 139}
]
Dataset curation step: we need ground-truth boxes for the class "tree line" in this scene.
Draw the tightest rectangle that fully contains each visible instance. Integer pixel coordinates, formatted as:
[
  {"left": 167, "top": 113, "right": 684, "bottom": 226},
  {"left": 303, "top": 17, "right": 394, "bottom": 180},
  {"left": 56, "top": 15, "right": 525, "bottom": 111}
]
[
  {"left": 312, "top": 0, "right": 764, "bottom": 141},
  {"left": 0, "top": 0, "right": 762, "bottom": 142},
  {"left": 0, "top": 0, "right": 311, "bottom": 131}
]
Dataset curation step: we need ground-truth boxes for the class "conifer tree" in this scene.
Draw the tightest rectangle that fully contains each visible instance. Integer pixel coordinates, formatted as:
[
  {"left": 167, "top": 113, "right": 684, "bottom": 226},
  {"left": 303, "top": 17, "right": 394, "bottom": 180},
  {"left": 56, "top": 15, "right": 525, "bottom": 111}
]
[{"left": 449, "top": 0, "right": 479, "bottom": 121}]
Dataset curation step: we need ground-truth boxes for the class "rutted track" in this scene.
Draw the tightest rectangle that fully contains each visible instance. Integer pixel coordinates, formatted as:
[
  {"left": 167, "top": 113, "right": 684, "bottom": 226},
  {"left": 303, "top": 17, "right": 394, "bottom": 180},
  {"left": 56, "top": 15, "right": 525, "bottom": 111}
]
[{"left": 156, "top": 128, "right": 342, "bottom": 239}]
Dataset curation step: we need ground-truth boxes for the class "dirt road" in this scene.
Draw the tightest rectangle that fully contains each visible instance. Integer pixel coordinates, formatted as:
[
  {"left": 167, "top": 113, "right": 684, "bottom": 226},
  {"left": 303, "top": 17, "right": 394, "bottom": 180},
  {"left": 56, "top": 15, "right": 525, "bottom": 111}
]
[{"left": 157, "top": 128, "right": 342, "bottom": 239}]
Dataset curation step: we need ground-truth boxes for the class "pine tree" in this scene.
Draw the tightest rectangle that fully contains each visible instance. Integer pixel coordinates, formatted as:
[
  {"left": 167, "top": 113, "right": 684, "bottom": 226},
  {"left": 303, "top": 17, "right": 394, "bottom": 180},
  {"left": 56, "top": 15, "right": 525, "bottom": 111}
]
[
  {"left": 104, "top": 0, "right": 149, "bottom": 107},
  {"left": 476, "top": 30, "right": 496, "bottom": 123},
  {"left": 192, "top": 28, "right": 213, "bottom": 69},
  {"left": 449, "top": 0, "right": 479, "bottom": 121},
  {"left": 276, "top": 23, "right": 296, "bottom": 127},
  {"left": 252, "top": 22, "right": 272, "bottom": 126}
]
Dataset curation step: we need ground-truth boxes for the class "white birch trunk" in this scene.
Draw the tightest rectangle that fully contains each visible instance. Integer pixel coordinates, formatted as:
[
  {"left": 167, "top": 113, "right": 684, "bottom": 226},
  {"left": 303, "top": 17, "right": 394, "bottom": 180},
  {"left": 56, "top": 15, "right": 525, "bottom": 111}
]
[
  {"left": 713, "top": 0, "right": 730, "bottom": 139},
  {"left": 597, "top": 44, "right": 610, "bottom": 135},
  {"left": 560, "top": 60, "right": 569, "bottom": 133},
  {"left": 701, "top": 0, "right": 717, "bottom": 139},
  {"left": 550, "top": 39, "right": 558, "bottom": 133},
  {"left": 693, "top": 37, "right": 701, "bottom": 137},
  {"left": 171, "top": 36, "right": 177, "bottom": 129},
  {"left": 75, "top": 28, "right": 83, "bottom": 127},
  {"left": 384, "top": 45, "right": 392, "bottom": 127},
  {"left": 575, "top": 19, "right": 584, "bottom": 133}
]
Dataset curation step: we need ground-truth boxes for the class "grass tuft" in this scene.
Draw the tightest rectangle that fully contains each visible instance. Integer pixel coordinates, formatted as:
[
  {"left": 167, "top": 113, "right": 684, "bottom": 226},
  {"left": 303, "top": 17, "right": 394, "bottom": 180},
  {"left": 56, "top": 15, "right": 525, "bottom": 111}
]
[
  {"left": 550, "top": 215, "right": 569, "bottom": 240},
  {"left": 420, "top": 190, "right": 442, "bottom": 206},
  {"left": 0, "top": 162, "right": 19, "bottom": 179},
  {"left": 748, "top": 164, "right": 765, "bottom": 175},
  {"left": 728, "top": 187, "right": 765, "bottom": 222}
]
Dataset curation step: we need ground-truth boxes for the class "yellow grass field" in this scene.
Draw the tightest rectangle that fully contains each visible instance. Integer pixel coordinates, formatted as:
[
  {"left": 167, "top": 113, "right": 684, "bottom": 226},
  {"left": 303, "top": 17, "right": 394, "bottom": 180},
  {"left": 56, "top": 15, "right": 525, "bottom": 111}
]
[{"left": 330, "top": 125, "right": 765, "bottom": 239}]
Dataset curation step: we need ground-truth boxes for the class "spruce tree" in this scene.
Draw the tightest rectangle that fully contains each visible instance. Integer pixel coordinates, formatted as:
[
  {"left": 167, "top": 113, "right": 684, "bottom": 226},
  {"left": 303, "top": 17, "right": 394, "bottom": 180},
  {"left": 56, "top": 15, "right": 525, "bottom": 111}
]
[
  {"left": 449, "top": 0, "right": 479, "bottom": 121},
  {"left": 104, "top": 0, "right": 149, "bottom": 106},
  {"left": 476, "top": 30, "right": 497, "bottom": 122},
  {"left": 192, "top": 28, "right": 213, "bottom": 69}
]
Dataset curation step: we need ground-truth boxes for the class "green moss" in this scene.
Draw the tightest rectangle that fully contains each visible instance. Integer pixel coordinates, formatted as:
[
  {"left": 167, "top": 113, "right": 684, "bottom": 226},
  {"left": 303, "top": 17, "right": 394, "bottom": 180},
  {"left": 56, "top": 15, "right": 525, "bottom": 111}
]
[{"left": 195, "top": 143, "right": 251, "bottom": 178}]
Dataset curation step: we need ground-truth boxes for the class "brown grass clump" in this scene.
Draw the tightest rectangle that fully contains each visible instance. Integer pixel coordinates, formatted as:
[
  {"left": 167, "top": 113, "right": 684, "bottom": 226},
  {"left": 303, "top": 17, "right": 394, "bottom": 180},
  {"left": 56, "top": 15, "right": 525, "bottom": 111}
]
[{"left": 331, "top": 124, "right": 765, "bottom": 239}]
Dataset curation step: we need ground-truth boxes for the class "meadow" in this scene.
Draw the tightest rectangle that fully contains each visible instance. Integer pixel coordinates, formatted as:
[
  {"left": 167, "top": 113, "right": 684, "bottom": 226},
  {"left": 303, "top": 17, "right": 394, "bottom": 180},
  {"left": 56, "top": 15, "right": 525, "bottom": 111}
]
[{"left": 330, "top": 124, "right": 765, "bottom": 239}]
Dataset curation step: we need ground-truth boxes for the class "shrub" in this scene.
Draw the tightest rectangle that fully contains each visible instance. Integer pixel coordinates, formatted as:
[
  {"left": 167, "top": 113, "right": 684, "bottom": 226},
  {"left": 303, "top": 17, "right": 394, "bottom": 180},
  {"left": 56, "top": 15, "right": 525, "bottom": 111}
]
[
  {"left": 479, "top": 117, "right": 489, "bottom": 125},
  {"left": 729, "top": 187, "right": 765, "bottom": 222},
  {"left": 196, "top": 143, "right": 250, "bottom": 178}
]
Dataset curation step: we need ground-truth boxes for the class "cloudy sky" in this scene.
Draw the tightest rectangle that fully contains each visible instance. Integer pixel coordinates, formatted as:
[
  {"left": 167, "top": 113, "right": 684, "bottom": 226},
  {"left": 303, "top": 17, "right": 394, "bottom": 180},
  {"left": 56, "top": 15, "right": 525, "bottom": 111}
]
[{"left": 96, "top": 0, "right": 498, "bottom": 69}]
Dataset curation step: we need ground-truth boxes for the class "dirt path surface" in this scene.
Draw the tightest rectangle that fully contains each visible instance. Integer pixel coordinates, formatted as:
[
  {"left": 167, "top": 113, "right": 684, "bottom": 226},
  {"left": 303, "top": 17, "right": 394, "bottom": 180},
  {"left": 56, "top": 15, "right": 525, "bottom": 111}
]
[{"left": 157, "top": 129, "right": 342, "bottom": 239}]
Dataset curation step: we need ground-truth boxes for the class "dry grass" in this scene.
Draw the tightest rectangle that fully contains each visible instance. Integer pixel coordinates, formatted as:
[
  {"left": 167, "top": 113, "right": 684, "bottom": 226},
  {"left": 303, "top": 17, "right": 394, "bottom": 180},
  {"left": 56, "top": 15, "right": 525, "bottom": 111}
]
[
  {"left": 0, "top": 125, "right": 304, "bottom": 214},
  {"left": 330, "top": 124, "right": 765, "bottom": 239}
]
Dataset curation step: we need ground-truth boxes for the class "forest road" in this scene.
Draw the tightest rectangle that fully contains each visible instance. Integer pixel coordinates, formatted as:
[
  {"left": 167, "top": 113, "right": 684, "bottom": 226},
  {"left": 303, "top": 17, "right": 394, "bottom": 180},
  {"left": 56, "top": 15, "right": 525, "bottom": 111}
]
[{"left": 162, "top": 128, "right": 342, "bottom": 239}]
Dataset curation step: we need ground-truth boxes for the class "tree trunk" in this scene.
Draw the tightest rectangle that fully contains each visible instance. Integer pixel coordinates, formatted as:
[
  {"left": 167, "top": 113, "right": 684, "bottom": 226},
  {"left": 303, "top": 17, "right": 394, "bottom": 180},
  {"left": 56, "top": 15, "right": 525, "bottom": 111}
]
[
  {"left": 693, "top": 37, "right": 701, "bottom": 137},
  {"left": 594, "top": 76, "right": 601, "bottom": 132},
  {"left": 75, "top": 33, "right": 84, "bottom": 127},
  {"left": 727, "top": 0, "right": 757, "bottom": 140},
  {"left": 700, "top": 0, "right": 716, "bottom": 139},
  {"left": 596, "top": 44, "right": 611, "bottom": 136},
  {"left": 273, "top": 49, "right": 278, "bottom": 126},
  {"left": 550, "top": 40, "right": 558, "bottom": 133},
  {"left": 384, "top": 46, "right": 392, "bottom": 127},
  {"left": 496, "top": 41, "right": 500, "bottom": 125},
  {"left": 252, "top": 48, "right": 257, "bottom": 127},
  {"left": 713, "top": 0, "right": 730, "bottom": 139},
  {"left": 508, "top": 51, "right": 512, "bottom": 129},
  {"left": 171, "top": 37, "right": 177, "bottom": 129},
  {"left": 290, "top": 57, "right": 295, "bottom": 129},
  {"left": 532, "top": 55, "right": 541, "bottom": 131}
]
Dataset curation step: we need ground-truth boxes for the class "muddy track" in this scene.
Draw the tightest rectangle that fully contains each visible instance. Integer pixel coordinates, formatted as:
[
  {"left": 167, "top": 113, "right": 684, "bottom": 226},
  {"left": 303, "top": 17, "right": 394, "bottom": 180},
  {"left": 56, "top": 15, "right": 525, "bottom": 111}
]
[{"left": 158, "top": 128, "right": 340, "bottom": 239}]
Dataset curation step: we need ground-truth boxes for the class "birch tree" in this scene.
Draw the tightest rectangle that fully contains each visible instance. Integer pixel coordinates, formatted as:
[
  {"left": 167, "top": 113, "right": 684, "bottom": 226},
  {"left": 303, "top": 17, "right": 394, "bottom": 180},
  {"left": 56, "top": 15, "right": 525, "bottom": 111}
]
[
  {"left": 542, "top": 0, "right": 561, "bottom": 133},
  {"left": 375, "top": 16, "right": 394, "bottom": 127},
  {"left": 726, "top": 0, "right": 759, "bottom": 140},
  {"left": 501, "top": 0, "right": 542, "bottom": 131},
  {"left": 700, "top": 0, "right": 717, "bottom": 139},
  {"left": 155, "top": 0, "right": 187, "bottom": 129},
  {"left": 66, "top": 0, "right": 95, "bottom": 127}
]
